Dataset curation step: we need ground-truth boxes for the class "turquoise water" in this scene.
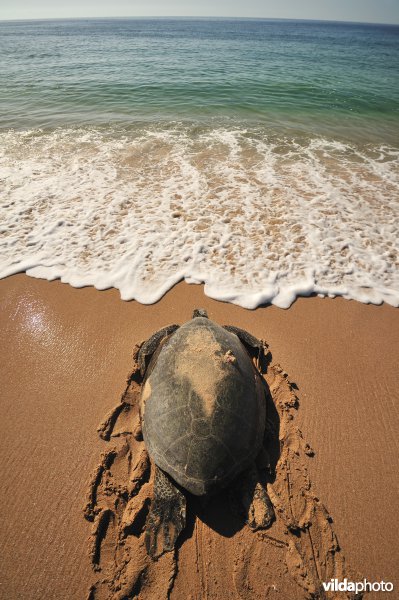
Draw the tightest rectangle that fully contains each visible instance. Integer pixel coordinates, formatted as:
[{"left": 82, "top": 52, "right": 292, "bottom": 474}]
[
  {"left": 0, "top": 19, "right": 398, "bottom": 307},
  {"left": 1, "top": 18, "right": 398, "bottom": 142}
]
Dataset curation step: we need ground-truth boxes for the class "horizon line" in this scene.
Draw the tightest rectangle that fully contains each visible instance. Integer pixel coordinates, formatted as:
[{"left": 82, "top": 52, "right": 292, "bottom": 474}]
[{"left": 0, "top": 15, "right": 398, "bottom": 27}]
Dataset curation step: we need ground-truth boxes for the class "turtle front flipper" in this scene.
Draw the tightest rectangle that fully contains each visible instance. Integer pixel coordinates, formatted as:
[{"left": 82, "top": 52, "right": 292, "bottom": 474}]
[
  {"left": 223, "top": 325, "right": 265, "bottom": 369},
  {"left": 145, "top": 466, "right": 186, "bottom": 559},
  {"left": 230, "top": 464, "right": 275, "bottom": 530},
  {"left": 138, "top": 324, "right": 179, "bottom": 377}
]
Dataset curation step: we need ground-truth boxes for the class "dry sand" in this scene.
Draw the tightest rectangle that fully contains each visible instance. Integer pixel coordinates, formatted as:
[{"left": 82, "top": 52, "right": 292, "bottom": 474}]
[{"left": 0, "top": 274, "right": 398, "bottom": 599}]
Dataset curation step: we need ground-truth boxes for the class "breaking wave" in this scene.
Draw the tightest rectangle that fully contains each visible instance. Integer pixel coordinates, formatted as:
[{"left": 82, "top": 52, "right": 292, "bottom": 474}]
[{"left": 1, "top": 124, "right": 398, "bottom": 308}]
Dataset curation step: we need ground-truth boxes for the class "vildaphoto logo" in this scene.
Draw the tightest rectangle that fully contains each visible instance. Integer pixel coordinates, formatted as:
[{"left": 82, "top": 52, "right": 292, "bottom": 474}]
[{"left": 322, "top": 579, "right": 394, "bottom": 593}]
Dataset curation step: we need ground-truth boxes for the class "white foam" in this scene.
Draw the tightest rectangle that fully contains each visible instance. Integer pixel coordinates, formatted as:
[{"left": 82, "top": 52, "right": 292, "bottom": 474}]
[{"left": 1, "top": 125, "right": 398, "bottom": 308}]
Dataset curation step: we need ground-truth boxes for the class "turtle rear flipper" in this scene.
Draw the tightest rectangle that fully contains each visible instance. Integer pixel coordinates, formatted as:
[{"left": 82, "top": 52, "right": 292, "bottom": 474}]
[
  {"left": 145, "top": 466, "right": 186, "bottom": 559},
  {"left": 230, "top": 463, "right": 274, "bottom": 530}
]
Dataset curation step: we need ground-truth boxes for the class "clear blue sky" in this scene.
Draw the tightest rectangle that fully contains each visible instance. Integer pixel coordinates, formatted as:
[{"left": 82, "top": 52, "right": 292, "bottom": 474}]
[{"left": 1, "top": 0, "right": 398, "bottom": 25}]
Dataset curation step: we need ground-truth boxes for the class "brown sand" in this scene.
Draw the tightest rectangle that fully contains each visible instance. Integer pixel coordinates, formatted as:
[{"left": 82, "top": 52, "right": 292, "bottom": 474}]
[
  {"left": 85, "top": 346, "right": 357, "bottom": 599},
  {"left": 0, "top": 274, "right": 398, "bottom": 599}
]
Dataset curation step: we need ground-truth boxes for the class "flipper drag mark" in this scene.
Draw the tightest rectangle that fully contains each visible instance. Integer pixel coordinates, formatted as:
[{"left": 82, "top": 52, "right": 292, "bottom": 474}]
[{"left": 84, "top": 340, "right": 362, "bottom": 599}]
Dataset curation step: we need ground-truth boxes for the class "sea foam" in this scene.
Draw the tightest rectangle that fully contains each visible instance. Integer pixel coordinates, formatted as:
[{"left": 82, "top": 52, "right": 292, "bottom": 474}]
[{"left": 1, "top": 125, "right": 398, "bottom": 308}]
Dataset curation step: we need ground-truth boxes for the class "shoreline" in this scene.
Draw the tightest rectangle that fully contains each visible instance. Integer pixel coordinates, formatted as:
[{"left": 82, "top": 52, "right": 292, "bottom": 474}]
[
  {"left": 0, "top": 273, "right": 398, "bottom": 598},
  {"left": 2, "top": 124, "right": 398, "bottom": 312}
]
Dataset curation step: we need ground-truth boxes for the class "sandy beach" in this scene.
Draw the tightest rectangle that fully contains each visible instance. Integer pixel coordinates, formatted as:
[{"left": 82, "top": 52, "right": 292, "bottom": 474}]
[
  {"left": 1, "top": 11, "right": 399, "bottom": 600},
  {"left": 0, "top": 273, "right": 398, "bottom": 599}
]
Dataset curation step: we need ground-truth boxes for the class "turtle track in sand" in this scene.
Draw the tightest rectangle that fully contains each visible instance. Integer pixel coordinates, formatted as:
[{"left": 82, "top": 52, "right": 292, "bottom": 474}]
[{"left": 84, "top": 341, "right": 362, "bottom": 600}]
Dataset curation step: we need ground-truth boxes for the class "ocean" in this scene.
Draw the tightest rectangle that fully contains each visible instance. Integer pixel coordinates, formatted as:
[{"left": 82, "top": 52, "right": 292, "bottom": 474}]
[{"left": 1, "top": 18, "right": 398, "bottom": 307}]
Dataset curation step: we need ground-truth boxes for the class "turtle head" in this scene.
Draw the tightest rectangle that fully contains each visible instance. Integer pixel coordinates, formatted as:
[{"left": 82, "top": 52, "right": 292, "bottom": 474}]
[{"left": 192, "top": 308, "right": 208, "bottom": 319}]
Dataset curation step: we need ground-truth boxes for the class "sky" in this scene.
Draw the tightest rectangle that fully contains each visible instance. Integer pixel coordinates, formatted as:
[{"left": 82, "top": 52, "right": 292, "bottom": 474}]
[{"left": 0, "top": 0, "right": 398, "bottom": 25}]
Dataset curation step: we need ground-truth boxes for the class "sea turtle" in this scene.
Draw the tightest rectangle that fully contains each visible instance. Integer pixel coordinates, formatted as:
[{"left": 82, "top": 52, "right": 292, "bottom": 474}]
[{"left": 138, "top": 309, "right": 275, "bottom": 559}]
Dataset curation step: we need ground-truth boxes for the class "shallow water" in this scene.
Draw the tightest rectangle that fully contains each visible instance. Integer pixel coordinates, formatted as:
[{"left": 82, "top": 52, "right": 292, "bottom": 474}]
[{"left": 1, "top": 19, "right": 398, "bottom": 307}]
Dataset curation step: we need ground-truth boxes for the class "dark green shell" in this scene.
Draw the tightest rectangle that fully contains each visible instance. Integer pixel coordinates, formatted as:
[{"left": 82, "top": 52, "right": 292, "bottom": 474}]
[{"left": 141, "top": 317, "right": 265, "bottom": 496}]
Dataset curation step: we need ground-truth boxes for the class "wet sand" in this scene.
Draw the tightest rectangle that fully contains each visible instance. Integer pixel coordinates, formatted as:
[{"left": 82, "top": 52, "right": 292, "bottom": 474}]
[{"left": 0, "top": 274, "right": 398, "bottom": 599}]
